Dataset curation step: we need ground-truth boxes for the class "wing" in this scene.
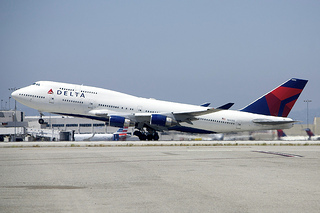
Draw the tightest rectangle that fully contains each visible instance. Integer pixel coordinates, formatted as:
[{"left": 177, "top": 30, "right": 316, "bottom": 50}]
[
  {"left": 88, "top": 107, "right": 221, "bottom": 131},
  {"left": 172, "top": 108, "right": 220, "bottom": 124}
]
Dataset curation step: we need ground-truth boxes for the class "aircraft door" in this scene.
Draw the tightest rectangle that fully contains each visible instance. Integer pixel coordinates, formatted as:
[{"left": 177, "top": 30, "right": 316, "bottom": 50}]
[
  {"left": 49, "top": 97, "right": 54, "bottom": 104},
  {"left": 47, "top": 88, "right": 55, "bottom": 104},
  {"left": 236, "top": 122, "right": 241, "bottom": 130},
  {"left": 88, "top": 99, "right": 95, "bottom": 109}
]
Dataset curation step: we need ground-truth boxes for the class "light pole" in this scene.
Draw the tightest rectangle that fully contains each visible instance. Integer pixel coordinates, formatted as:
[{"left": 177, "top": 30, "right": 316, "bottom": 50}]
[
  {"left": 9, "top": 97, "right": 11, "bottom": 110},
  {"left": 8, "top": 88, "right": 18, "bottom": 141},
  {"left": 304, "top": 100, "right": 312, "bottom": 129}
]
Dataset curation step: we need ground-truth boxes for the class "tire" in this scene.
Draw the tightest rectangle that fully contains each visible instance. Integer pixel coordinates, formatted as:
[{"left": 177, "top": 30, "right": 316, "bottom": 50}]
[
  {"left": 153, "top": 132, "right": 159, "bottom": 141},
  {"left": 134, "top": 131, "right": 147, "bottom": 140},
  {"left": 39, "top": 118, "right": 44, "bottom": 124}
]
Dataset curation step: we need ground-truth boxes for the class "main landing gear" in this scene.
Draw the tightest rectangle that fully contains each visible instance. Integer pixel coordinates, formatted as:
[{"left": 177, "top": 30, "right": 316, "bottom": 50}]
[{"left": 133, "top": 130, "right": 159, "bottom": 141}]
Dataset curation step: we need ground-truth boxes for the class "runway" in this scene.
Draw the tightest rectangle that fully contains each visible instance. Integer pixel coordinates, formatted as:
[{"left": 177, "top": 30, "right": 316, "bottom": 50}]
[
  {"left": 0, "top": 139, "right": 320, "bottom": 148},
  {"left": 1, "top": 143, "right": 320, "bottom": 212}
]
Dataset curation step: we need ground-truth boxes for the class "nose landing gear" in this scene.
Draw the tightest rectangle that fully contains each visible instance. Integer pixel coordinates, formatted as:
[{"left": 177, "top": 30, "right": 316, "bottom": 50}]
[{"left": 38, "top": 112, "right": 44, "bottom": 124}]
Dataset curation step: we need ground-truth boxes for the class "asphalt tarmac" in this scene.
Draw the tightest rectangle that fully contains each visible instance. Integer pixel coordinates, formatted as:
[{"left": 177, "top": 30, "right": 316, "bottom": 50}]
[{"left": 1, "top": 143, "right": 319, "bottom": 212}]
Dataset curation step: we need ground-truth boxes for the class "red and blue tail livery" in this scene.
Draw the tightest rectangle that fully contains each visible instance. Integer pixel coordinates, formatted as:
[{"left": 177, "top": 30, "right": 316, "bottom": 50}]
[
  {"left": 113, "top": 127, "right": 129, "bottom": 141},
  {"left": 305, "top": 128, "right": 315, "bottom": 137},
  {"left": 277, "top": 129, "right": 287, "bottom": 138},
  {"left": 241, "top": 78, "right": 308, "bottom": 117}
]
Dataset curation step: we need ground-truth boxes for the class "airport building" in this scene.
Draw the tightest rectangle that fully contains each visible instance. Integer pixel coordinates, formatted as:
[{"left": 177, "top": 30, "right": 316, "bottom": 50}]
[
  {"left": 0, "top": 110, "right": 319, "bottom": 141},
  {"left": 0, "top": 110, "right": 130, "bottom": 141},
  {"left": 284, "top": 117, "right": 320, "bottom": 136},
  {"left": 0, "top": 110, "right": 27, "bottom": 141}
]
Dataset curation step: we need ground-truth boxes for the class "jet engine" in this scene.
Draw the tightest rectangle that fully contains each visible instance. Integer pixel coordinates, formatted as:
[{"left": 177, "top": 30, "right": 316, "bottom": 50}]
[
  {"left": 108, "top": 116, "right": 133, "bottom": 128},
  {"left": 150, "top": 114, "right": 177, "bottom": 127}
]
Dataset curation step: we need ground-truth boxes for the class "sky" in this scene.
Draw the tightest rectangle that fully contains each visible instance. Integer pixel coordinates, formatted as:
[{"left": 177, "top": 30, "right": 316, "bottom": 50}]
[{"left": 1, "top": 1, "right": 320, "bottom": 123}]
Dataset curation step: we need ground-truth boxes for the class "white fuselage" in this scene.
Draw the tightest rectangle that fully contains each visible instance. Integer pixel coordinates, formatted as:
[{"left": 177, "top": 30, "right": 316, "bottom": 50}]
[{"left": 12, "top": 81, "right": 294, "bottom": 133}]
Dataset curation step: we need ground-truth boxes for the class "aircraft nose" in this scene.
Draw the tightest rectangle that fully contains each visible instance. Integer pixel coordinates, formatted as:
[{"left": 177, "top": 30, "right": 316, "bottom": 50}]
[
  {"left": 11, "top": 89, "right": 19, "bottom": 100},
  {"left": 11, "top": 88, "right": 25, "bottom": 102}
]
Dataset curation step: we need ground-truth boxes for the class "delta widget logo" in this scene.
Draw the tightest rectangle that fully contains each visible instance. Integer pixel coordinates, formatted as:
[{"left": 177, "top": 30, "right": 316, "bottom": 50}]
[{"left": 47, "top": 89, "right": 85, "bottom": 98}]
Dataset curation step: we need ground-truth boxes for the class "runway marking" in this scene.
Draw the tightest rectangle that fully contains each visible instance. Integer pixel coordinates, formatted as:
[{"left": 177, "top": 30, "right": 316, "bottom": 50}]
[
  {"left": 186, "top": 149, "right": 233, "bottom": 152},
  {"left": 162, "top": 152, "right": 179, "bottom": 155},
  {"left": 5, "top": 185, "right": 85, "bottom": 190},
  {"left": 252, "top": 150, "right": 303, "bottom": 158}
]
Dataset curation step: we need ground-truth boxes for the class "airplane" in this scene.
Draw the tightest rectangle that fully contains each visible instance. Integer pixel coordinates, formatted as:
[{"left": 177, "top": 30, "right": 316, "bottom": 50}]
[
  {"left": 11, "top": 78, "right": 308, "bottom": 141},
  {"left": 277, "top": 128, "right": 320, "bottom": 141},
  {"left": 276, "top": 129, "right": 307, "bottom": 141},
  {"left": 74, "top": 127, "right": 132, "bottom": 141},
  {"left": 277, "top": 129, "right": 288, "bottom": 140},
  {"left": 305, "top": 128, "right": 320, "bottom": 140}
]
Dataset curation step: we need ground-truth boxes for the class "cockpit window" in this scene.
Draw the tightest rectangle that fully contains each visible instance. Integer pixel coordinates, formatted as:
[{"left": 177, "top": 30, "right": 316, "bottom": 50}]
[{"left": 32, "top": 82, "right": 40, "bottom": 86}]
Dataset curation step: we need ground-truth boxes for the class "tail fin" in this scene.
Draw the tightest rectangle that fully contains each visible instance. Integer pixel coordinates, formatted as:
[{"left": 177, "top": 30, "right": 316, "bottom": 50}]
[
  {"left": 277, "top": 129, "right": 287, "bottom": 139},
  {"left": 305, "top": 128, "right": 315, "bottom": 137},
  {"left": 241, "top": 78, "right": 308, "bottom": 117},
  {"left": 113, "top": 127, "right": 128, "bottom": 141},
  {"left": 116, "top": 127, "right": 128, "bottom": 133}
]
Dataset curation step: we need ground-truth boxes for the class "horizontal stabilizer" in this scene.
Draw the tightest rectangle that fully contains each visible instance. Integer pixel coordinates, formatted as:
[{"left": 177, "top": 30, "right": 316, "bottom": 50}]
[{"left": 252, "top": 119, "right": 296, "bottom": 125}]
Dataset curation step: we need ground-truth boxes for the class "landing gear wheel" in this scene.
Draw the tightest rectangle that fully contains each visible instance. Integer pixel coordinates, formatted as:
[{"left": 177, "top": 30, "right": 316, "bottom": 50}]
[
  {"left": 38, "top": 118, "right": 44, "bottom": 124},
  {"left": 146, "top": 133, "right": 153, "bottom": 141},
  {"left": 134, "top": 130, "right": 159, "bottom": 141},
  {"left": 139, "top": 134, "right": 147, "bottom": 141},
  {"left": 153, "top": 132, "right": 159, "bottom": 141},
  {"left": 134, "top": 131, "right": 147, "bottom": 141},
  {"left": 38, "top": 112, "right": 44, "bottom": 124}
]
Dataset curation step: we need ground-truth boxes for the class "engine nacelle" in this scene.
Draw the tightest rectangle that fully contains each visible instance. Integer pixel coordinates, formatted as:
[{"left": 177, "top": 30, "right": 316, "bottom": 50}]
[
  {"left": 150, "top": 114, "right": 177, "bottom": 127},
  {"left": 108, "top": 116, "right": 133, "bottom": 128}
]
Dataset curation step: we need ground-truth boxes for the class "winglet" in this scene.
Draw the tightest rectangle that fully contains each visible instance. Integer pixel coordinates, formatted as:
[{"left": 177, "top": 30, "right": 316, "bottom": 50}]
[
  {"left": 200, "top": 102, "right": 211, "bottom": 107},
  {"left": 217, "top": 103, "right": 234, "bottom": 110},
  {"left": 202, "top": 102, "right": 234, "bottom": 109},
  {"left": 240, "top": 78, "right": 308, "bottom": 117}
]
